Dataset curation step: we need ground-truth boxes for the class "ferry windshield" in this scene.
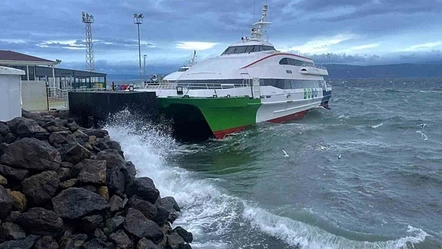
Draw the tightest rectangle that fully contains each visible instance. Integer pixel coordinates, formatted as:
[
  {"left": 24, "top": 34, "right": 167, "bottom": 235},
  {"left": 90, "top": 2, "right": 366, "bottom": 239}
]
[{"left": 222, "top": 45, "right": 276, "bottom": 55}]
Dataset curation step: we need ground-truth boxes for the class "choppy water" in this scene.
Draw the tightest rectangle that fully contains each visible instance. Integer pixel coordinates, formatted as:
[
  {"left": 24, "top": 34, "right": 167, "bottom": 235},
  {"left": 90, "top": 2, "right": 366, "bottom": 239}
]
[{"left": 105, "top": 78, "right": 442, "bottom": 249}]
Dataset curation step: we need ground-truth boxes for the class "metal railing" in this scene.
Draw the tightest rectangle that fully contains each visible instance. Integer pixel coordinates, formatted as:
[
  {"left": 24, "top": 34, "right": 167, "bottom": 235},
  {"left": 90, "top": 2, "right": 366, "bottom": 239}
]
[{"left": 144, "top": 80, "right": 251, "bottom": 90}]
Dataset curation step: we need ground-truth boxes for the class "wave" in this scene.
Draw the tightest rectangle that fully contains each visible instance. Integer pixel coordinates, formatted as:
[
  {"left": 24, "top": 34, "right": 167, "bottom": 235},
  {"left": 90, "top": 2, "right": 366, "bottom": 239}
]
[{"left": 104, "top": 110, "right": 429, "bottom": 249}]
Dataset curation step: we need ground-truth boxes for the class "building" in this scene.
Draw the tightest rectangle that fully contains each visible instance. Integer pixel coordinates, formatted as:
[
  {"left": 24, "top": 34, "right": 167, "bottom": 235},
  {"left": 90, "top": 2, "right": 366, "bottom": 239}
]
[
  {"left": 0, "top": 50, "right": 107, "bottom": 89},
  {"left": 0, "top": 66, "right": 25, "bottom": 121}
]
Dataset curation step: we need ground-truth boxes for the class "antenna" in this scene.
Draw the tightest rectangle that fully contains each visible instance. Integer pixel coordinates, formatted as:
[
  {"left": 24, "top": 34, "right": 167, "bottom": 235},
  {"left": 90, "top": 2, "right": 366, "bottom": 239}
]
[
  {"left": 82, "top": 12, "right": 95, "bottom": 72},
  {"left": 250, "top": 4, "right": 272, "bottom": 41}
]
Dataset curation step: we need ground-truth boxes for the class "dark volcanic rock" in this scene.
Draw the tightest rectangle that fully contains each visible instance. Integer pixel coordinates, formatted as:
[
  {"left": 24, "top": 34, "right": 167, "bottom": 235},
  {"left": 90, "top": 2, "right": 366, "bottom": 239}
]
[
  {"left": 109, "top": 230, "right": 134, "bottom": 249},
  {"left": 77, "top": 159, "right": 106, "bottom": 185},
  {"left": 94, "top": 228, "right": 107, "bottom": 241},
  {"left": 7, "top": 190, "right": 27, "bottom": 212},
  {"left": 109, "top": 195, "right": 124, "bottom": 213},
  {"left": 0, "top": 164, "right": 29, "bottom": 182},
  {"left": 83, "top": 129, "right": 109, "bottom": 138},
  {"left": 52, "top": 187, "right": 109, "bottom": 219},
  {"left": 49, "top": 131, "right": 69, "bottom": 146},
  {"left": 59, "top": 233, "right": 88, "bottom": 249},
  {"left": 57, "top": 167, "right": 72, "bottom": 181},
  {"left": 126, "top": 177, "right": 159, "bottom": 204},
  {"left": 108, "top": 169, "right": 126, "bottom": 196},
  {"left": 34, "top": 235, "right": 59, "bottom": 249},
  {"left": 0, "top": 138, "right": 61, "bottom": 171},
  {"left": 66, "top": 121, "right": 79, "bottom": 132},
  {"left": 158, "top": 197, "right": 181, "bottom": 212},
  {"left": 82, "top": 215, "right": 104, "bottom": 234},
  {"left": 124, "top": 208, "right": 163, "bottom": 243},
  {"left": 83, "top": 238, "right": 113, "bottom": 249},
  {"left": 123, "top": 161, "right": 137, "bottom": 183},
  {"left": 153, "top": 206, "right": 170, "bottom": 226},
  {"left": 0, "top": 185, "right": 13, "bottom": 219},
  {"left": 167, "top": 231, "right": 186, "bottom": 249},
  {"left": 60, "top": 179, "right": 77, "bottom": 189},
  {"left": 17, "top": 207, "right": 64, "bottom": 236},
  {"left": 97, "top": 149, "right": 126, "bottom": 170},
  {"left": 62, "top": 142, "right": 91, "bottom": 164},
  {"left": 128, "top": 196, "right": 157, "bottom": 220},
  {"left": 137, "top": 238, "right": 160, "bottom": 249},
  {"left": 0, "top": 222, "right": 26, "bottom": 240},
  {"left": 8, "top": 117, "right": 47, "bottom": 138},
  {"left": 22, "top": 171, "right": 60, "bottom": 205},
  {"left": 105, "top": 216, "right": 125, "bottom": 234},
  {"left": 0, "top": 123, "right": 9, "bottom": 136},
  {"left": 0, "top": 234, "right": 38, "bottom": 249},
  {"left": 174, "top": 227, "right": 193, "bottom": 243}
]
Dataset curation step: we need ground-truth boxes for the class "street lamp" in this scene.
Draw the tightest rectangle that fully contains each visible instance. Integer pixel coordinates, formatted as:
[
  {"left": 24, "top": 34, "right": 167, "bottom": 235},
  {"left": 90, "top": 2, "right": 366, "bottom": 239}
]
[
  {"left": 133, "top": 13, "right": 144, "bottom": 82},
  {"left": 143, "top": 54, "right": 147, "bottom": 80}
]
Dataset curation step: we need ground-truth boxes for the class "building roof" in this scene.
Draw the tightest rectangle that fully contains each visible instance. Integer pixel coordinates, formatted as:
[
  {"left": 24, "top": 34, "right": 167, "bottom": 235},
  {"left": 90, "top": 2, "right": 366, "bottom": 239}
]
[
  {"left": 0, "top": 50, "right": 55, "bottom": 66},
  {"left": 0, "top": 66, "right": 25, "bottom": 76}
]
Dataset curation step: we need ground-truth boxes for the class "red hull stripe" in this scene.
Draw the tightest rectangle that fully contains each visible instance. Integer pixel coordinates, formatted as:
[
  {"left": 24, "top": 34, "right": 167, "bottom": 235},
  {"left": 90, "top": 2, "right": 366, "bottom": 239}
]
[
  {"left": 213, "top": 125, "right": 250, "bottom": 139},
  {"left": 268, "top": 110, "right": 309, "bottom": 123},
  {"left": 241, "top": 53, "right": 313, "bottom": 69}
]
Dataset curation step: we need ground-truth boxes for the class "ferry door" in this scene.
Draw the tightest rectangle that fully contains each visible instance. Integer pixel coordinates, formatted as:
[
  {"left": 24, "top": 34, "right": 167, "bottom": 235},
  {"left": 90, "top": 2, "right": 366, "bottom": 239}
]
[{"left": 251, "top": 78, "right": 261, "bottom": 99}]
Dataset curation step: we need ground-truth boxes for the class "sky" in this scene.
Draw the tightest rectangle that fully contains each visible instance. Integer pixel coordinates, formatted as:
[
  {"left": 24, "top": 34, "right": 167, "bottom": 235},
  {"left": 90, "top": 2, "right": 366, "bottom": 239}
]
[{"left": 1, "top": 0, "right": 442, "bottom": 75}]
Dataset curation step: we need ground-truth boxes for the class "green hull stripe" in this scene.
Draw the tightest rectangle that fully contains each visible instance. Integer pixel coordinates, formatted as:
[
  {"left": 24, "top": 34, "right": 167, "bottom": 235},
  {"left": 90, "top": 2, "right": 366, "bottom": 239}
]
[{"left": 157, "top": 97, "right": 261, "bottom": 132}]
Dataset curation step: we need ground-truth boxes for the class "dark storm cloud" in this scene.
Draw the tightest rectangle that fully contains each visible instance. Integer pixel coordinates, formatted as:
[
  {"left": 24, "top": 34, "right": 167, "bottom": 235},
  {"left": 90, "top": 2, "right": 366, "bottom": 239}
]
[{"left": 1, "top": 0, "right": 442, "bottom": 72}]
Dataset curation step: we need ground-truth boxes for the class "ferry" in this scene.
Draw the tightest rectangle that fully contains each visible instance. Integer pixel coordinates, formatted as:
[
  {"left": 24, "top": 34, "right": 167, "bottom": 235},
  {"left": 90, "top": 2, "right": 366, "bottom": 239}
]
[{"left": 139, "top": 5, "right": 332, "bottom": 139}]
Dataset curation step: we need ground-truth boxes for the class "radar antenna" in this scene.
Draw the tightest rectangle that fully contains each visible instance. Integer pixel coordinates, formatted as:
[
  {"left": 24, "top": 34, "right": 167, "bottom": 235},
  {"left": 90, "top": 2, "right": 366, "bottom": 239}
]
[{"left": 250, "top": 4, "right": 272, "bottom": 41}]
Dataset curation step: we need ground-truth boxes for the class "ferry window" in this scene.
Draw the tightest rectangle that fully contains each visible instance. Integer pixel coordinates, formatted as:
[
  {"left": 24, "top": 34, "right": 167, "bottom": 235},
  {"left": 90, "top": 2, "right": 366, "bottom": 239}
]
[
  {"left": 235, "top": 46, "right": 247, "bottom": 53},
  {"left": 263, "top": 46, "right": 276, "bottom": 51},
  {"left": 279, "top": 58, "right": 314, "bottom": 67}
]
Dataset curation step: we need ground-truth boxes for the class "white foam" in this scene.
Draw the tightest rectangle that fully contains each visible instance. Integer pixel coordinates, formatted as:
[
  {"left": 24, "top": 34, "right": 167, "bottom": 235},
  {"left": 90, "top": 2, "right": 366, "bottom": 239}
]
[
  {"left": 104, "top": 112, "right": 429, "bottom": 249},
  {"left": 372, "top": 123, "right": 384, "bottom": 129}
]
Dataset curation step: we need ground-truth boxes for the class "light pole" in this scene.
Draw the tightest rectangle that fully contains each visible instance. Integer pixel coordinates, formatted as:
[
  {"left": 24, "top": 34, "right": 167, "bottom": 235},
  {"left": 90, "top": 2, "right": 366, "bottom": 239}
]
[
  {"left": 143, "top": 54, "right": 147, "bottom": 80},
  {"left": 133, "top": 13, "right": 144, "bottom": 82}
]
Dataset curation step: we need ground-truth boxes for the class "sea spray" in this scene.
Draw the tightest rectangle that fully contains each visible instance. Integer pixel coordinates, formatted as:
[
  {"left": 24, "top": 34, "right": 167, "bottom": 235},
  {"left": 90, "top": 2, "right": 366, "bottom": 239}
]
[{"left": 105, "top": 110, "right": 430, "bottom": 249}]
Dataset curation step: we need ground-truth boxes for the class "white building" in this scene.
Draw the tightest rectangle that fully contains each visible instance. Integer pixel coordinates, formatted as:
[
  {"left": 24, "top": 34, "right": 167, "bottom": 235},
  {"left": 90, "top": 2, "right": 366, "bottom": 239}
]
[{"left": 0, "top": 66, "right": 25, "bottom": 122}]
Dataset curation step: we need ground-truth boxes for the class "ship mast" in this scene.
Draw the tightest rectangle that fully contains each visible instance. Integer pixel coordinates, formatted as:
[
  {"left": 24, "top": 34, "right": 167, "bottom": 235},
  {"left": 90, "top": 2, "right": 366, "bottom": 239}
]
[{"left": 250, "top": 4, "right": 272, "bottom": 41}]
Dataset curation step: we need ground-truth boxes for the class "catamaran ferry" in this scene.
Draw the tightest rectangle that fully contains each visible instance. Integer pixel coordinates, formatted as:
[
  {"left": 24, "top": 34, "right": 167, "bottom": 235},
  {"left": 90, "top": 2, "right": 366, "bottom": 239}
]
[{"left": 139, "top": 5, "right": 332, "bottom": 139}]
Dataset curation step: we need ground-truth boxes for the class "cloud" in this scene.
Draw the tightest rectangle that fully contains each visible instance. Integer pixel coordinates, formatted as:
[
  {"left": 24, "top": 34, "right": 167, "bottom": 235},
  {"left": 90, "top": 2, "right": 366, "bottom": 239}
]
[
  {"left": 403, "top": 41, "right": 442, "bottom": 52},
  {"left": 176, "top": 42, "right": 218, "bottom": 51},
  {"left": 350, "top": 43, "right": 380, "bottom": 51},
  {"left": 281, "top": 33, "right": 359, "bottom": 54}
]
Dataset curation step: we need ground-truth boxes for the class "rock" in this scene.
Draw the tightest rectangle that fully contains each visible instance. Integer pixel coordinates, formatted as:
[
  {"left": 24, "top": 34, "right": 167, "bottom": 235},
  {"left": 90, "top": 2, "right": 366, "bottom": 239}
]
[
  {"left": 46, "top": 125, "right": 68, "bottom": 133},
  {"left": 0, "top": 138, "right": 61, "bottom": 171},
  {"left": 0, "top": 185, "right": 13, "bottom": 219},
  {"left": 137, "top": 238, "right": 160, "bottom": 249},
  {"left": 174, "top": 227, "right": 193, "bottom": 243},
  {"left": 10, "top": 118, "right": 47, "bottom": 137},
  {"left": 42, "top": 119, "right": 67, "bottom": 129},
  {"left": 105, "top": 216, "right": 125, "bottom": 234},
  {"left": 158, "top": 197, "right": 181, "bottom": 212},
  {"left": 0, "top": 222, "right": 26, "bottom": 240},
  {"left": 109, "top": 195, "right": 124, "bottom": 213},
  {"left": 0, "top": 164, "right": 28, "bottom": 182},
  {"left": 22, "top": 171, "right": 60, "bottom": 205},
  {"left": 6, "top": 211, "right": 21, "bottom": 223},
  {"left": 83, "top": 129, "right": 109, "bottom": 138},
  {"left": 122, "top": 161, "right": 137, "bottom": 183},
  {"left": 167, "top": 231, "right": 186, "bottom": 249},
  {"left": 94, "top": 228, "right": 107, "bottom": 241},
  {"left": 126, "top": 177, "right": 159, "bottom": 204},
  {"left": 60, "top": 179, "right": 77, "bottom": 189},
  {"left": 61, "top": 161, "right": 74, "bottom": 168},
  {"left": 7, "top": 190, "right": 27, "bottom": 212},
  {"left": 49, "top": 131, "right": 69, "bottom": 146},
  {"left": 83, "top": 185, "right": 97, "bottom": 193},
  {"left": 109, "top": 230, "right": 134, "bottom": 249},
  {"left": 128, "top": 196, "right": 157, "bottom": 220},
  {"left": 17, "top": 207, "right": 63, "bottom": 236},
  {"left": 66, "top": 121, "right": 79, "bottom": 132},
  {"left": 83, "top": 238, "right": 114, "bottom": 249},
  {"left": 2, "top": 134, "right": 16, "bottom": 144},
  {"left": 62, "top": 142, "right": 91, "bottom": 164},
  {"left": 73, "top": 130, "right": 89, "bottom": 144},
  {"left": 95, "top": 139, "right": 110, "bottom": 151},
  {"left": 77, "top": 159, "right": 106, "bottom": 185},
  {"left": 59, "top": 233, "right": 88, "bottom": 249},
  {"left": 57, "top": 167, "right": 72, "bottom": 181},
  {"left": 82, "top": 215, "right": 104, "bottom": 234},
  {"left": 153, "top": 206, "right": 170, "bottom": 226},
  {"left": 0, "top": 123, "right": 9, "bottom": 136},
  {"left": 0, "top": 234, "right": 38, "bottom": 249},
  {"left": 98, "top": 186, "right": 109, "bottom": 200},
  {"left": 33, "top": 235, "right": 59, "bottom": 249},
  {"left": 88, "top": 135, "right": 97, "bottom": 146},
  {"left": 0, "top": 175, "right": 6, "bottom": 185},
  {"left": 124, "top": 208, "right": 163, "bottom": 243},
  {"left": 52, "top": 187, "right": 109, "bottom": 219},
  {"left": 98, "top": 150, "right": 127, "bottom": 195}
]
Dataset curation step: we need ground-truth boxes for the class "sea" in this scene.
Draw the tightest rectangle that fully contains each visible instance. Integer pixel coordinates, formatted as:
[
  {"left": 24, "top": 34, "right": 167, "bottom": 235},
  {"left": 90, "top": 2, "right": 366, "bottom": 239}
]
[{"left": 105, "top": 78, "right": 442, "bottom": 249}]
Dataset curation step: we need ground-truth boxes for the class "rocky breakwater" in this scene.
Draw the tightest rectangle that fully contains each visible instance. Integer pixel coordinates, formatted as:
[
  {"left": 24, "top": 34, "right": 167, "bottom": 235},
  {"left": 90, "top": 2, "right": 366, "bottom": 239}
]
[{"left": 0, "top": 115, "right": 193, "bottom": 249}]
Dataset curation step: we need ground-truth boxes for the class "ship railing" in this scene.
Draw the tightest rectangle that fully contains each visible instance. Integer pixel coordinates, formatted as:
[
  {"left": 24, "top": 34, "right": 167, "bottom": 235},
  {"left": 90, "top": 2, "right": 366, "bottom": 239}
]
[{"left": 145, "top": 81, "right": 251, "bottom": 90}]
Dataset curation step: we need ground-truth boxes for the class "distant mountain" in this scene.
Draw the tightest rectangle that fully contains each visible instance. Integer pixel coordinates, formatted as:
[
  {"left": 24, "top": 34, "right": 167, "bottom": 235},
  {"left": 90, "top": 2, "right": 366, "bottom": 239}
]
[{"left": 324, "top": 62, "right": 442, "bottom": 78}]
